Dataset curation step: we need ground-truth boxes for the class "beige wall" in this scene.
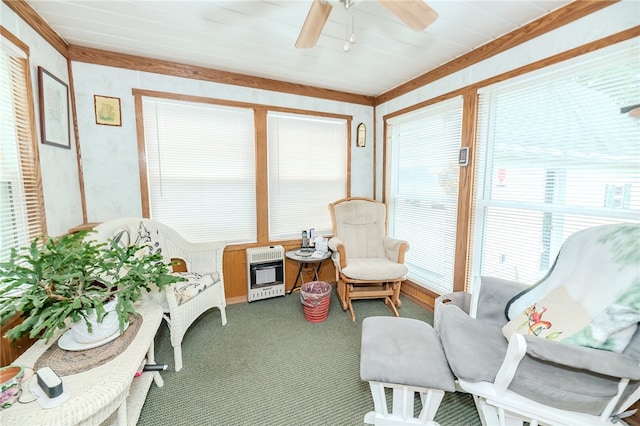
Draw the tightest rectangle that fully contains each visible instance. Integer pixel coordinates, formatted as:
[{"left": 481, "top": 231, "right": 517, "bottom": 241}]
[{"left": 70, "top": 62, "right": 375, "bottom": 223}]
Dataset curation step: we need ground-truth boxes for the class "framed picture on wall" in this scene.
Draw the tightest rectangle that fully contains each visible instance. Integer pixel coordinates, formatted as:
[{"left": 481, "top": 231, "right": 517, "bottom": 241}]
[
  {"left": 94, "top": 95, "right": 122, "bottom": 126},
  {"left": 38, "top": 66, "right": 70, "bottom": 149}
]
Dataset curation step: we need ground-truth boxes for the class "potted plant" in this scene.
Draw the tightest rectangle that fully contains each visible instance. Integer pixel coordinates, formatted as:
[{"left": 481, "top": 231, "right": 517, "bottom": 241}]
[{"left": 0, "top": 230, "right": 183, "bottom": 343}]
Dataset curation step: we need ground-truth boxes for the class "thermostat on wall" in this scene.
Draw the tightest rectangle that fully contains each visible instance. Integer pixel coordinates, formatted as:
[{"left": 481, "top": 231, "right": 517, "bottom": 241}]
[{"left": 458, "top": 147, "right": 469, "bottom": 167}]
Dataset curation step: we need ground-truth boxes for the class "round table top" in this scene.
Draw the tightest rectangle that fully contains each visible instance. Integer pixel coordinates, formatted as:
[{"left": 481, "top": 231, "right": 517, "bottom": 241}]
[{"left": 285, "top": 249, "right": 331, "bottom": 262}]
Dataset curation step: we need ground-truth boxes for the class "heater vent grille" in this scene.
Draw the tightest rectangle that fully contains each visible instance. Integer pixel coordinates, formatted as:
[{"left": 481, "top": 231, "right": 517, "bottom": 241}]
[{"left": 247, "top": 246, "right": 284, "bottom": 263}]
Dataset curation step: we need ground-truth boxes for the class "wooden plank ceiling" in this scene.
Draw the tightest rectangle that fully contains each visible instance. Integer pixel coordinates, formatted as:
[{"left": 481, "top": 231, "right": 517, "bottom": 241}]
[{"left": 25, "top": 0, "right": 573, "bottom": 97}]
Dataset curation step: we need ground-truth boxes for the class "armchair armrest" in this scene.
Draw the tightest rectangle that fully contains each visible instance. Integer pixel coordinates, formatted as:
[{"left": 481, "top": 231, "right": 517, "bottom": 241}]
[
  {"left": 523, "top": 335, "right": 640, "bottom": 380},
  {"left": 328, "top": 236, "right": 343, "bottom": 252},
  {"left": 163, "top": 236, "right": 227, "bottom": 274},
  {"left": 328, "top": 237, "right": 346, "bottom": 269},
  {"left": 383, "top": 236, "right": 409, "bottom": 263},
  {"left": 494, "top": 333, "right": 640, "bottom": 398}
]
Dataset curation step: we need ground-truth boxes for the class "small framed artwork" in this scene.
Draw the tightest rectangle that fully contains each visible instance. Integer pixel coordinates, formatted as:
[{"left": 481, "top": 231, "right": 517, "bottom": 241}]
[
  {"left": 38, "top": 66, "right": 70, "bottom": 149},
  {"left": 94, "top": 95, "right": 122, "bottom": 126},
  {"left": 458, "top": 147, "right": 469, "bottom": 167}
]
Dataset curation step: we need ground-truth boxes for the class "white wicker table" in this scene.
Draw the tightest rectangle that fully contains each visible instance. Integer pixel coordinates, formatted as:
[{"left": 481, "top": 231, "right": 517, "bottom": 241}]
[{"left": 0, "top": 302, "right": 164, "bottom": 426}]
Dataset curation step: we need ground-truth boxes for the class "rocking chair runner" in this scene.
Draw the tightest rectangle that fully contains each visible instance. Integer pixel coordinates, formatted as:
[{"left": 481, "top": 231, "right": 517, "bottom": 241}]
[{"left": 328, "top": 197, "right": 409, "bottom": 321}]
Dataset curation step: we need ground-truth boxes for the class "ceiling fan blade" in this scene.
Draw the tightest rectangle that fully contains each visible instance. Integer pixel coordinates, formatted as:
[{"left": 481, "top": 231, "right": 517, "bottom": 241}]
[
  {"left": 295, "top": 0, "right": 333, "bottom": 48},
  {"left": 378, "top": 0, "right": 438, "bottom": 32}
]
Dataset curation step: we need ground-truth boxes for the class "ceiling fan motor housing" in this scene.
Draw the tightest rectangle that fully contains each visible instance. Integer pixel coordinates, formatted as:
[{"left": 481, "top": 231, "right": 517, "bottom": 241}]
[{"left": 296, "top": 0, "right": 438, "bottom": 49}]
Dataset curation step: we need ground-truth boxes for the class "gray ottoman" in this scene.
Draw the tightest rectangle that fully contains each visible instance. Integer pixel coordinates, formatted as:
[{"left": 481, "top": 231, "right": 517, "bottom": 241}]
[{"left": 360, "top": 316, "right": 455, "bottom": 425}]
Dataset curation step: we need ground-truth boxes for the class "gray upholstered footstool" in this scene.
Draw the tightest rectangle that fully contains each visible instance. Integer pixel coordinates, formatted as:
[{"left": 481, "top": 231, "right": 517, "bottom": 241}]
[{"left": 360, "top": 316, "right": 455, "bottom": 425}]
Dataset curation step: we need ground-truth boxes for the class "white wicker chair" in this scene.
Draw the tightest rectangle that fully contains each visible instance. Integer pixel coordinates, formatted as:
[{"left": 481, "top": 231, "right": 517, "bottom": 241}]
[{"left": 92, "top": 217, "right": 227, "bottom": 372}]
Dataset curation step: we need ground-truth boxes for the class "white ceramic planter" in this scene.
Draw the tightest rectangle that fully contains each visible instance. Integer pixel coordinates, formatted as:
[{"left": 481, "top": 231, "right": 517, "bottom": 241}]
[{"left": 70, "top": 298, "right": 120, "bottom": 344}]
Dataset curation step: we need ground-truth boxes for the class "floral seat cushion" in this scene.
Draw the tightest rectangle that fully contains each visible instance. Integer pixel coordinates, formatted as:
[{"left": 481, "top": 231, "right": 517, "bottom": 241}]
[
  {"left": 112, "top": 221, "right": 221, "bottom": 309},
  {"left": 171, "top": 271, "right": 221, "bottom": 306}
]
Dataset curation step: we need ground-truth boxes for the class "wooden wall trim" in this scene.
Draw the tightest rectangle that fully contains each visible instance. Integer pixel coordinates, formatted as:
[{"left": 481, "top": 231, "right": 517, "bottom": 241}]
[
  {"left": 0, "top": 25, "right": 28, "bottom": 54},
  {"left": 453, "top": 92, "right": 478, "bottom": 293},
  {"left": 131, "top": 88, "right": 353, "bottom": 121},
  {"left": 254, "top": 108, "right": 269, "bottom": 244},
  {"left": 3, "top": 0, "right": 68, "bottom": 57},
  {"left": 381, "top": 119, "right": 387, "bottom": 203},
  {"left": 346, "top": 120, "right": 352, "bottom": 198},
  {"left": 466, "top": 27, "right": 640, "bottom": 93},
  {"left": 382, "top": 28, "right": 639, "bottom": 124},
  {"left": 374, "top": 0, "right": 618, "bottom": 105},
  {"left": 67, "top": 59, "right": 87, "bottom": 224},
  {"left": 69, "top": 45, "right": 375, "bottom": 107},
  {"left": 133, "top": 93, "right": 150, "bottom": 218},
  {"left": 400, "top": 280, "right": 440, "bottom": 311},
  {"left": 372, "top": 106, "right": 377, "bottom": 199},
  {"left": 5, "top": 0, "right": 616, "bottom": 110}
]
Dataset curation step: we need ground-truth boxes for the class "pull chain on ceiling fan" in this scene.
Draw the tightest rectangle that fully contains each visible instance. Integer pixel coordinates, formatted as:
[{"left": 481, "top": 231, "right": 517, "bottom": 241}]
[
  {"left": 344, "top": 10, "right": 356, "bottom": 52},
  {"left": 295, "top": 0, "right": 438, "bottom": 49}
]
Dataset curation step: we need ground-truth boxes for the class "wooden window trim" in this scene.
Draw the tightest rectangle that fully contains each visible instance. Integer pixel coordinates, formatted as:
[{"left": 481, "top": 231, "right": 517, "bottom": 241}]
[
  {"left": 132, "top": 88, "right": 352, "bottom": 247},
  {"left": 383, "top": 28, "right": 639, "bottom": 307}
]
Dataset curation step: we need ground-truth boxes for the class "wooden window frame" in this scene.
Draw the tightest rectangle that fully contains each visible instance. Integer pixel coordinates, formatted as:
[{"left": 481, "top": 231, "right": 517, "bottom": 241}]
[{"left": 132, "top": 89, "right": 351, "bottom": 248}]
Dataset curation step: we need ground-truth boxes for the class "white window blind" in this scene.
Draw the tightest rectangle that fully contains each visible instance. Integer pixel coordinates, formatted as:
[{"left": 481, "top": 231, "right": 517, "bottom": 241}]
[
  {"left": 388, "top": 97, "right": 463, "bottom": 295},
  {"left": 0, "top": 38, "right": 44, "bottom": 263},
  {"left": 142, "top": 98, "right": 256, "bottom": 243},
  {"left": 267, "top": 111, "right": 347, "bottom": 240},
  {"left": 472, "top": 41, "right": 640, "bottom": 285}
]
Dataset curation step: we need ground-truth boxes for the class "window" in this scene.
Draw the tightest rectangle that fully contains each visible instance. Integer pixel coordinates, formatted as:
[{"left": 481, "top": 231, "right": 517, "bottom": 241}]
[
  {"left": 267, "top": 111, "right": 347, "bottom": 240},
  {"left": 0, "top": 33, "right": 45, "bottom": 263},
  {"left": 472, "top": 41, "right": 640, "bottom": 285},
  {"left": 142, "top": 98, "right": 256, "bottom": 243},
  {"left": 387, "top": 97, "right": 463, "bottom": 295}
]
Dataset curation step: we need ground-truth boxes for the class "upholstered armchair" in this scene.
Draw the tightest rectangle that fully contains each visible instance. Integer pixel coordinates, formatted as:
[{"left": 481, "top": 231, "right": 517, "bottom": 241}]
[
  {"left": 436, "top": 223, "right": 640, "bottom": 425},
  {"left": 92, "top": 218, "right": 227, "bottom": 372},
  {"left": 328, "top": 197, "right": 409, "bottom": 321}
]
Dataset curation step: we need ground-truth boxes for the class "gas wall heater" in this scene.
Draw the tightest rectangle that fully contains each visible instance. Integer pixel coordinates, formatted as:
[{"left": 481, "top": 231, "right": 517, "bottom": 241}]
[{"left": 246, "top": 245, "right": 285, "bottom": 302}]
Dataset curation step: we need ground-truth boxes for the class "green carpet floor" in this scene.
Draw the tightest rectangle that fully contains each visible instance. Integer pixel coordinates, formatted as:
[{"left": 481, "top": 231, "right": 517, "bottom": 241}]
[{"left": 138, "top": 291, "right": 481, "bottom": 425}]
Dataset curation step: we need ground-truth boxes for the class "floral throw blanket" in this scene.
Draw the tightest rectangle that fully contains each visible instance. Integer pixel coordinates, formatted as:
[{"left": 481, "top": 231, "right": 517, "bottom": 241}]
[{"left": 503, "top": 223, "right": 640, "bottom": 352}]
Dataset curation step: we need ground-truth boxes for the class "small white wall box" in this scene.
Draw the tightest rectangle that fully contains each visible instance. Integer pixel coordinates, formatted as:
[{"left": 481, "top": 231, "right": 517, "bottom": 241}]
[
  {"left": 246, "top": 246, "right": 285, "bottom": 302},
  {"left": 458, "top": 147, "right": 469, "bottom": 166}
]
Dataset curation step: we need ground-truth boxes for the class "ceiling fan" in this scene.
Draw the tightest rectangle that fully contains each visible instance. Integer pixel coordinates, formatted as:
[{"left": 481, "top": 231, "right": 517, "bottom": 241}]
[{"left": 295, "top": 0, "right": 438, "bottom": 49}]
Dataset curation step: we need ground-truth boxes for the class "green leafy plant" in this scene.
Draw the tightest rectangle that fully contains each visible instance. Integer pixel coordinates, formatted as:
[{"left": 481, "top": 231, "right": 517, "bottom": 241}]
[{"left": 0, "top": 230, "right": 184, "bottom": 342}]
